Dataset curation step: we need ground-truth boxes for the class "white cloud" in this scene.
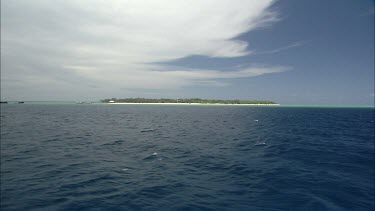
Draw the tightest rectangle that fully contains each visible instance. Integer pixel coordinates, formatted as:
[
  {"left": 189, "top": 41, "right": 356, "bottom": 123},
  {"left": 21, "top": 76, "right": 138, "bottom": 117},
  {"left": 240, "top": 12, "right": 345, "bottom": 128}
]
[{"left": 1, "top": 0, "right": 284, "bottom": 99}]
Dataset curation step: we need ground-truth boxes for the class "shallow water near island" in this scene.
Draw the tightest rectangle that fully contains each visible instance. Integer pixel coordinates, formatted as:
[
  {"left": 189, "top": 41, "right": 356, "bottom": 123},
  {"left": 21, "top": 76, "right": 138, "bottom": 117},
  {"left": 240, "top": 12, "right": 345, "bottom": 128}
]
[{"left": 1, "top": 104, "right": 374, "bottom": 210}]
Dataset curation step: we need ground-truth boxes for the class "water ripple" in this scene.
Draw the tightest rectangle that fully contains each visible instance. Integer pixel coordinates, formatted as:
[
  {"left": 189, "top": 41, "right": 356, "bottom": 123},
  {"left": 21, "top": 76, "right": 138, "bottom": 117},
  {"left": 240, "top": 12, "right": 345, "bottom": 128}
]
[{"left": 1, "top": 105, "right": 373, "bottom": 210}]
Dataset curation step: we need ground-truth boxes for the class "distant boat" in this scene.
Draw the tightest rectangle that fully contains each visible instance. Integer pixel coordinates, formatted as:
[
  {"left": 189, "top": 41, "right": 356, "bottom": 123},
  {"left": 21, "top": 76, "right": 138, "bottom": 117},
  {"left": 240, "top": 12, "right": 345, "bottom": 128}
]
[
  {"left": 18, "top": 101, "right": 25, "bottom": 104},
  {"left": 0, "top": 101, "right": 8, "bottom": 104}
]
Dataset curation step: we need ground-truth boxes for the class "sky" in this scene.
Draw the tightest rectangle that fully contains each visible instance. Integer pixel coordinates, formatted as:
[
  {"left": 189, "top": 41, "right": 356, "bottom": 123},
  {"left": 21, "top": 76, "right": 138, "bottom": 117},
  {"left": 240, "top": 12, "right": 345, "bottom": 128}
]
[{"left": 1, "top": 0, "right": 374, "bottom": 105}]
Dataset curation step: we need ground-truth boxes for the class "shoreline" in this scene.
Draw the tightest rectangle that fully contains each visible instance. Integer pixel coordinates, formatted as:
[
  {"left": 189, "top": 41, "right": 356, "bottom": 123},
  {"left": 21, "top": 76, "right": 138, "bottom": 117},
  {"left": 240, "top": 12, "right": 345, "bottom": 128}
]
[
  {"left": 1, "top": 102, "right": 373, "bottom": 108},
  {"left": 107, "top": 102, "right": 280, "bottom": 106}
]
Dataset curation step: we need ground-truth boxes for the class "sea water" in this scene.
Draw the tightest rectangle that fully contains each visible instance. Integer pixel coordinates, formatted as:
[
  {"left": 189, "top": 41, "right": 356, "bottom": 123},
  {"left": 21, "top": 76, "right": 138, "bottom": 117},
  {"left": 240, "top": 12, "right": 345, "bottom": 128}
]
[{"left": 1, "top": 104, "right": 374, "bottom": 210}]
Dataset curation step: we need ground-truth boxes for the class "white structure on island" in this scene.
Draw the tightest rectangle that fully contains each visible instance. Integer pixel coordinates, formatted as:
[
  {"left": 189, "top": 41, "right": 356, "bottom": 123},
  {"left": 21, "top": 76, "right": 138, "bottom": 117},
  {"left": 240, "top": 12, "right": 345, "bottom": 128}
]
[{"left": 109, "top": 100, "right": 115, "bottom": 103}]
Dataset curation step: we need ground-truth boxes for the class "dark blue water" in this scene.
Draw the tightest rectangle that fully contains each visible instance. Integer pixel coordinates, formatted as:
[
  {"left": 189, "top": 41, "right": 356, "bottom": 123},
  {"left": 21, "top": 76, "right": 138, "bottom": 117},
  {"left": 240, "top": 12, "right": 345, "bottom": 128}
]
[{"left": 1, "top": 104, "right": 374, "bottom": 210}]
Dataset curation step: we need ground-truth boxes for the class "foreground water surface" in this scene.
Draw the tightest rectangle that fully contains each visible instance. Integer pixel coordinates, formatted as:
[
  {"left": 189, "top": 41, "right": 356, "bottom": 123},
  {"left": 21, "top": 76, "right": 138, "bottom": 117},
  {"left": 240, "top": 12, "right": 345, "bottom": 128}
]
[{"left": 1, "top": 104, "right": 374, "bottom": 210}]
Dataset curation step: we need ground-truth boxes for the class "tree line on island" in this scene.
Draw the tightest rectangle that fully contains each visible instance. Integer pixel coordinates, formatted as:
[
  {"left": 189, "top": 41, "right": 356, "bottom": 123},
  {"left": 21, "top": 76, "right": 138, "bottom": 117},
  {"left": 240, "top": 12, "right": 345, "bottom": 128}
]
[{"left": 101, "top": 98, "right": 277, "bottom": 104}]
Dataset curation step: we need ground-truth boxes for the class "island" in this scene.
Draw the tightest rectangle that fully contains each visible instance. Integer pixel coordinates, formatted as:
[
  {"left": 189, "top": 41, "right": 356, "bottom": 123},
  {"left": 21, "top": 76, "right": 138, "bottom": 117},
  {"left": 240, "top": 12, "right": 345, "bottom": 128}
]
[{"left": 101, "top": 98, "right": 279, "bottom": 105}]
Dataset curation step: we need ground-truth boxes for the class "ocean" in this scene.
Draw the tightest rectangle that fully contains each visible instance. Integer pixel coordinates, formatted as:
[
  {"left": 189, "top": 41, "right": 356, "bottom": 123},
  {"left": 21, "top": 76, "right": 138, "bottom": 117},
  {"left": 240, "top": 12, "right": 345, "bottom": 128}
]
[{"left": 1, "top": 104, "right": 374, "bottom": 210}]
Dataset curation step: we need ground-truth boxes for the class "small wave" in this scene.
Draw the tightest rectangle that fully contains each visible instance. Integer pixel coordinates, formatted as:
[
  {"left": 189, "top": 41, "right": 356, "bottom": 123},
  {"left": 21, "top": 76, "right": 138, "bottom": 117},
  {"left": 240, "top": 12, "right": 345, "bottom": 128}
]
[
  {"left": 141, "top": 128, "right": 155, "bottom": 132},
  {"left": 143, "top": 152, "right": 159, "bottom": 161},
  {"left": 101, "top": 140, "right": 123, "bottom": 146},
  {"left": 41, "top": 138, "right": 60, "bottom": 143},
  {"left": 254, "top": 141, "right": 266, "bottom": 146}
]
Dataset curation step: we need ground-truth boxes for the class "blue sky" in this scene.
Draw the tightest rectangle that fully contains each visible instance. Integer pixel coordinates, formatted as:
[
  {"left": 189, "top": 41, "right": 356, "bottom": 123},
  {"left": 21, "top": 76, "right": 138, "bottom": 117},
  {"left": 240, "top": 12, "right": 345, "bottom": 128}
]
[{"left": 1, "top": 0, "right": 374, "bottom": 105}]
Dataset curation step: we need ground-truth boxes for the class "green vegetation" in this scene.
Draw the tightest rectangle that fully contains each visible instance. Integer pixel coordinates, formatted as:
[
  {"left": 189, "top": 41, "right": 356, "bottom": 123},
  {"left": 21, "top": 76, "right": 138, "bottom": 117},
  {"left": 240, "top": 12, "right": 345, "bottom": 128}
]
[{"left": 101, "top": 98, "right": 277, "bottom": 104}]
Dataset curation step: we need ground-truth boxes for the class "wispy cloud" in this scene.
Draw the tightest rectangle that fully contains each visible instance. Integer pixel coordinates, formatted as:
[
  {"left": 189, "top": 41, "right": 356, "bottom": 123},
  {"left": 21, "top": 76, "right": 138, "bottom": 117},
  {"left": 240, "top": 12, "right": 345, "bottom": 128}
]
[
  {"left": 1, "top": 0, "right": 283, "bottom": 99},
  {"left": 254, "top": 41, "right": 305, "bottom": 55}
]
